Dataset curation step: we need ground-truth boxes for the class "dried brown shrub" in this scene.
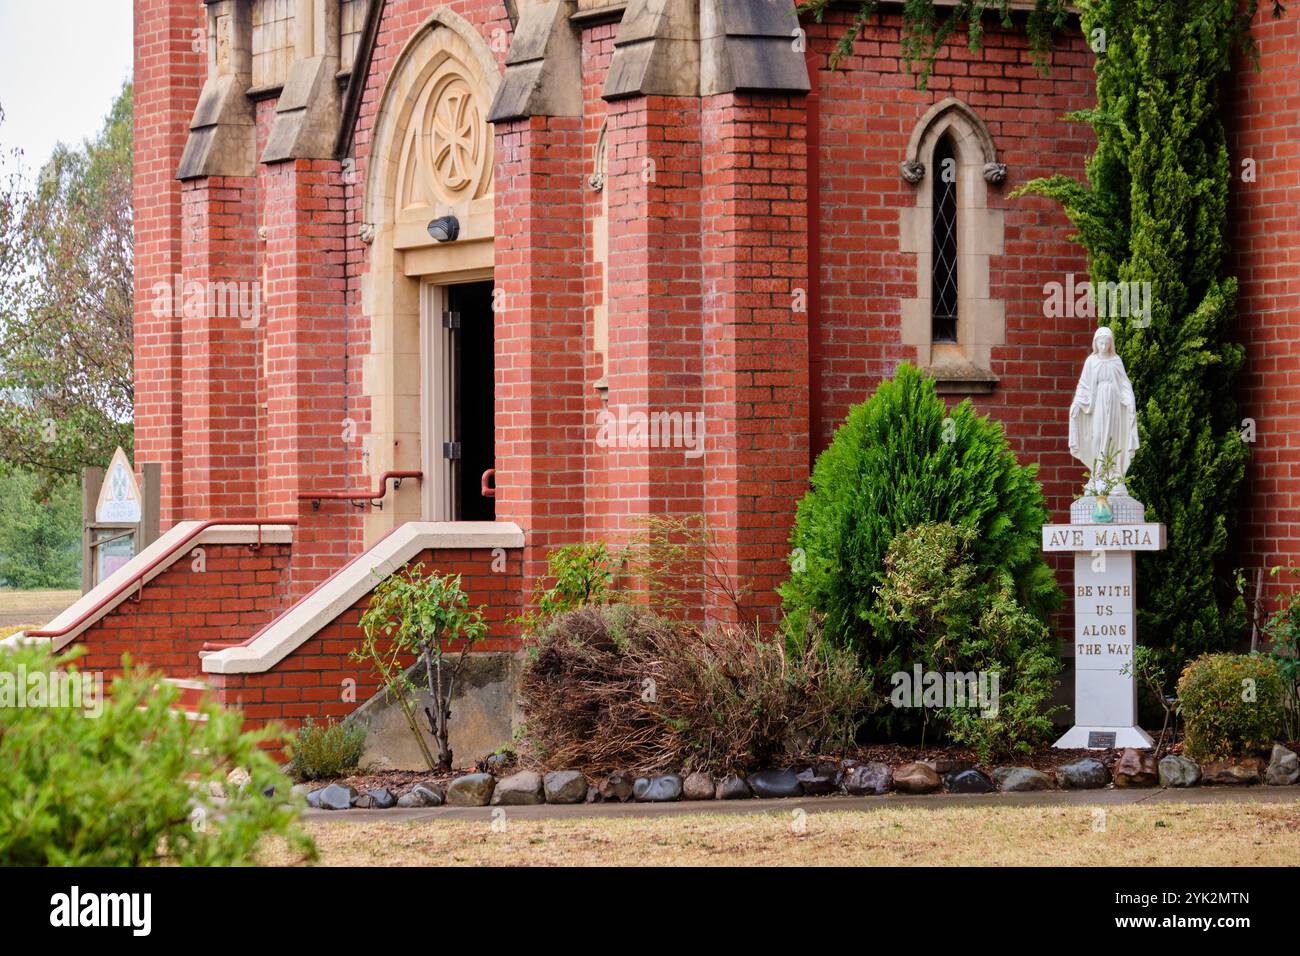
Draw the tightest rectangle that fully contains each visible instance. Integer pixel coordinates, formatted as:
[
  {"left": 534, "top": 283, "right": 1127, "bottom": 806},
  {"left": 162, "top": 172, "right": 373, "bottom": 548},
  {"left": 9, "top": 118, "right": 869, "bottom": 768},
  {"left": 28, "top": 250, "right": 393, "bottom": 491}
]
[{"left": 518, "top": 604, "right": 872, "bottom": 776}]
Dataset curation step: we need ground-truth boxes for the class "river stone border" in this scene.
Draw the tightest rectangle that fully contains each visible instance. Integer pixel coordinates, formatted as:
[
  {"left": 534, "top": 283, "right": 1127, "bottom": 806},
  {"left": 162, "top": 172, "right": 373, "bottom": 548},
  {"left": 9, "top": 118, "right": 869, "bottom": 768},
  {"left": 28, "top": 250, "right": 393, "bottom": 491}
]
[{"left": 302, "top": 745, "right": 1300, "bottom": 809}]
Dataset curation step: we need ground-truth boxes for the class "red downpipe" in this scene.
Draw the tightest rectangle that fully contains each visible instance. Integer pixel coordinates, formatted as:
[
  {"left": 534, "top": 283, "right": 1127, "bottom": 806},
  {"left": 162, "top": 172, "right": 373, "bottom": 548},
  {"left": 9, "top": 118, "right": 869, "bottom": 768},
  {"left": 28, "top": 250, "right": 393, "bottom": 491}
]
[{"left": 805, "top": 43, "right": 824, "bottom": 470}]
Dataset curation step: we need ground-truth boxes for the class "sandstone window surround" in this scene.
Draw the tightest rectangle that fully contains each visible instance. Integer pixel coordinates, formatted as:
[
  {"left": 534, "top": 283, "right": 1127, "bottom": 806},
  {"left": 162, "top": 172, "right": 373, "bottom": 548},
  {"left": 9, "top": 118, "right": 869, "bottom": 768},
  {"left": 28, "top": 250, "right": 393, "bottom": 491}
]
[
  {"left": 251, "top": 0, "right": 295, "bottom": 89},
  {"left": 899, "top": 98, "right": 1007, "bottom": 394},
  {"left": 339, "top": 0, "right": 366, "bottom": 75},
  {"left": 242, "top": 0, "right": 366, "bottom": 97}
]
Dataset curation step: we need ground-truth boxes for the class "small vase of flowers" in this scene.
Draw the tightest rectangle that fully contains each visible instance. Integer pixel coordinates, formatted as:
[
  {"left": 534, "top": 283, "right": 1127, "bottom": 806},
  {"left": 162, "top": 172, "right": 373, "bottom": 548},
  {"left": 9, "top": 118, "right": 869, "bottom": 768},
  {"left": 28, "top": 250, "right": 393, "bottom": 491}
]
[{"left": 1083, "top": 448, "right": 1122, "bottom": 523}]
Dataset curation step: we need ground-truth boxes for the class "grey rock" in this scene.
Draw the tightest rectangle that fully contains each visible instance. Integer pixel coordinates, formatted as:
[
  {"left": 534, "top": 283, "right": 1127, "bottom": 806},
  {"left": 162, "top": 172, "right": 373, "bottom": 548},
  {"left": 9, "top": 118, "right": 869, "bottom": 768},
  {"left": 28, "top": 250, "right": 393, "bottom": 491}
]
[
  {"left": 834, "top": 761, "right": 854, "bottom": 788},
  {"left": 843, "top": 762, "right": 893, "bottom": 795},
  {"left": 1056, "top": 758, "right": 1111, "bottom": 789},
  {"left": 893, "top": 762, "right": 942, "bottom": 794},
  {"left": 992, "top": 767, "right": 1054, "bottom": 792},
  {"left": 747, "top": 769, "right": 804, "bottom": 799},
  {"left": 796, "top": 767, "right": 839, "bottom": 796},
  {"left": 305, "top": 787, "right": 324, "bottom": 808},
  {"left": 446, "top": 773, "right": 496, "bottom": 807},
  {"left": 1158, "top": 755, "right": 1201, "bottom": 788},
  {"left": 944, "top": 768, "right": 995, "bottom": 794},
  {"left": 544, "top": 769, "right": 588, "bottom": 804},
  {"left": 683, "top": 771, "right": 716, "bottom": 801},
  {"left": 921, "top": 758, "right": 971, "bottom": 776},
  {"left": 396, "top": 783, "right": 443, "bottom": 808},
  {"left": 290, "top": 783, "right": 312, "bottom": 799},
  {"left": 716, "top": 775, "right": 753, "bottom": 800},
  {"left": 585, "top": 785, "right": 602, "bottom": 804},
  {"left": 633, "top": 774, "right": 684, "bottom": 802},
  {"left": 317, "top": 783, "right": 358, "bottom": 811},
  {"left": 1266, "top": 744, "right": 1300, "bottom": 786},
  {"left": 492, "top": 770, "right": 545, "bottom": 806},
  {"left": 599, "top": 771, "right": 635, "bottom": 802},
  {"left": 355, "top": 787, "right": 396, "bottom": 809}
]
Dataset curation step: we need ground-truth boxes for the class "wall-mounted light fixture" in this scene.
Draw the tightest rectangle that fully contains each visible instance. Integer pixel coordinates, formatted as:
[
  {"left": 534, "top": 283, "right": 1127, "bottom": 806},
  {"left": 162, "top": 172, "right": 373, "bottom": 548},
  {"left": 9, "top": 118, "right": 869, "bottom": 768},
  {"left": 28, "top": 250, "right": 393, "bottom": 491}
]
[{"left": 427, "top": 215, "right": 460, "bottom": 243}]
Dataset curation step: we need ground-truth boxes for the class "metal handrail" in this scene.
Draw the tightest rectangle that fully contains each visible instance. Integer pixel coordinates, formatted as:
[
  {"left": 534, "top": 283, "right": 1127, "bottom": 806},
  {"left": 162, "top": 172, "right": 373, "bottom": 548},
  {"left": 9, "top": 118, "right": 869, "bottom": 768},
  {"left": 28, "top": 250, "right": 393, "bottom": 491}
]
[{"left": 299, "top": 470, "right": 422, "bottom": 511}]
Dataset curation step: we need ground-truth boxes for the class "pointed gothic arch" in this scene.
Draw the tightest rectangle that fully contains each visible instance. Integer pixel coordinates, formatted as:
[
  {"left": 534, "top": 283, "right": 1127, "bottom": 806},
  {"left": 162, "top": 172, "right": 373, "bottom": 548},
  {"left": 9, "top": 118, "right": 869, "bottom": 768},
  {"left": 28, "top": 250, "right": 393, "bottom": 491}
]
[
  {"left": 899, "top": 97, "right": 1007, "bottom": 392},
  {"left": 358, "top": 9, "right": 501, "bottom": 541}
]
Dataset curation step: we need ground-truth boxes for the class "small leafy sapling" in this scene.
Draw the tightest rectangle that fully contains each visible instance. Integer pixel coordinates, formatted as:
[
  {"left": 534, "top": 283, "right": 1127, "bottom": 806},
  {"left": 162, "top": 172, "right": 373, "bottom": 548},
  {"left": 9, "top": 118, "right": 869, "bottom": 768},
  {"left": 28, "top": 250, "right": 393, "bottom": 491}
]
[
  {"left": 357, "top": 567, "right": 488, "bottom": 771},
  {"left": 515, "top": 542, "right": 616, "bottom": 635}
]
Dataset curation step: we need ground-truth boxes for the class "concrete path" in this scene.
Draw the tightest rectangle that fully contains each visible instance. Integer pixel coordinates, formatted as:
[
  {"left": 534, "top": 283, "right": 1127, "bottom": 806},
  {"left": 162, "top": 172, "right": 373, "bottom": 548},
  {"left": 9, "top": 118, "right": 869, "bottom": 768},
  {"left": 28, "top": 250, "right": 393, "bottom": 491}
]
[{"left": 304, "top": 783, "right": 1300, "bottom": 824}]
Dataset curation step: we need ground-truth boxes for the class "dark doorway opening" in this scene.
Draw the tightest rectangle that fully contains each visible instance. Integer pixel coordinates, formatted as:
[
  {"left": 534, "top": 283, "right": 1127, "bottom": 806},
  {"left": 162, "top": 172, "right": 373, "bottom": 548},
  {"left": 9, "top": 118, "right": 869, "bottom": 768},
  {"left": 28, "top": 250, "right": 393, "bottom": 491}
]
[{"left": 447, "top": 281, "right": 495, "bottom": 522}]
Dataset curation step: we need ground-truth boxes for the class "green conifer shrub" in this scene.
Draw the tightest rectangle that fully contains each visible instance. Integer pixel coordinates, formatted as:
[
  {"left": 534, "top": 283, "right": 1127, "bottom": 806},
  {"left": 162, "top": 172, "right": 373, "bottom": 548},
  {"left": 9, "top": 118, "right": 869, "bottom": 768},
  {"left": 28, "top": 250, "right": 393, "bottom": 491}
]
[{"left": 781, "top": 363, "right": 1061, "bottom": 687}]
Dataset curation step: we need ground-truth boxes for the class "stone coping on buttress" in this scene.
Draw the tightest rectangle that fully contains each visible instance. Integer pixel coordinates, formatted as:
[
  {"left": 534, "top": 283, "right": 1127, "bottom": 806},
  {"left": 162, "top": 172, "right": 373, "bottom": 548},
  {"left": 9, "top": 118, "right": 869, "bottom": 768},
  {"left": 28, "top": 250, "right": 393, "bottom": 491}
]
[{"left": 200, "top": 521, "right": 525, "bottom": 677}]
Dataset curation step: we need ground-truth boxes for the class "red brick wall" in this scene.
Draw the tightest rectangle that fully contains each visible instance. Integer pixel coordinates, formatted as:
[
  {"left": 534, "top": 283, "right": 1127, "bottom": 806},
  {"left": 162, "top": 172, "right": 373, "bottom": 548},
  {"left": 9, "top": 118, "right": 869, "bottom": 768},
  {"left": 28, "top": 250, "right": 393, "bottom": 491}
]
[
  {"left": 1229, "top": 10, "right": 1300, "bottom": 602},
  {"left": 593, "top": 93, "right": 707, "bottom": 619},
  {"left": 73, "top": 543, "right": 292, "bottom": 678},
  {"left": 133, "top": 0, "right": 204, "bottom": 528},
  {"left": 807, "top": 12, "right": 1095, "bottom": 519},
  {"left": 492, "top": 113, "right": 589, "bottom": 588},
  {"left": 208, "top": 546, "right": 522, "bottom": 731},
  {"left": 179, "top": 176, "right": 264, "bottom": 519},
  {"left": 134, "top": 2, "right": 1107, "bottom": 635},
  {"left": 699, "top": 92, "right": 810, "bottom": 622},
  {"left": 261, "top": 158, "right": 356, "bottom": 596}
]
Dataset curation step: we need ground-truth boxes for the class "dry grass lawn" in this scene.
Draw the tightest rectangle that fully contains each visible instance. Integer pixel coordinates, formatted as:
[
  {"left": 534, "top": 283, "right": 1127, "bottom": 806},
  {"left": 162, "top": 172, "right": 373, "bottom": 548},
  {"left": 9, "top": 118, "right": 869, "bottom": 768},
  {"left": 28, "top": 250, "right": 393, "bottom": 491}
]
[
  {"left": 264, "top": 801, "right": 1300, "bottom": 867},
  {"left": 0, "top": 588, "right": 77, "bottom": 630}
]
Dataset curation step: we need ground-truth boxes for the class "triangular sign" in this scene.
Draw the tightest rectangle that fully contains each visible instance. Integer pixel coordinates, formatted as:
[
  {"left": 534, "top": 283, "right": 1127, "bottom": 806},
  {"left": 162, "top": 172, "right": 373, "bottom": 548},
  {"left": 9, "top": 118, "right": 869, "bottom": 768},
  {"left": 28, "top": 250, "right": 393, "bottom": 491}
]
[{"left": 95, "top": 447, "right": 143, "bottom": 523}]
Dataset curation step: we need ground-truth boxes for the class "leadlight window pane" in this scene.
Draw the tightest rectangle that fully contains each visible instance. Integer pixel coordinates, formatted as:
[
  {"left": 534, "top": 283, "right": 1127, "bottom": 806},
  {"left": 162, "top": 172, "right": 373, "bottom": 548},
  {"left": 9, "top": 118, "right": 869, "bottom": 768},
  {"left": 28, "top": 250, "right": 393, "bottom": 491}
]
[{"left": 932, "top": 135, "right": 959, "bottom": 344}]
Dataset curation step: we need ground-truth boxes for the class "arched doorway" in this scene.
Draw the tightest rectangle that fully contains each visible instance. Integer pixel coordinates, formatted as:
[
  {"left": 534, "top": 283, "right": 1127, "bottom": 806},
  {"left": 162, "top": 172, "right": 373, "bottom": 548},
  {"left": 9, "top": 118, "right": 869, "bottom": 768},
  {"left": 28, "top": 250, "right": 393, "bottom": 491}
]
[{"left": 360, "top": 9, "right": 500, "bottom": 539}]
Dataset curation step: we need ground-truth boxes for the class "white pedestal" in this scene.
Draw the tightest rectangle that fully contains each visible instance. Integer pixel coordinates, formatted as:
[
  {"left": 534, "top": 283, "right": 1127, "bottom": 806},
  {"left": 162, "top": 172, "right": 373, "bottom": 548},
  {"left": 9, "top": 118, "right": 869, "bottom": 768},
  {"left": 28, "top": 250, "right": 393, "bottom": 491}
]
[{"left": 1042, "top": 505, "right": 1165, "bottom": 750}]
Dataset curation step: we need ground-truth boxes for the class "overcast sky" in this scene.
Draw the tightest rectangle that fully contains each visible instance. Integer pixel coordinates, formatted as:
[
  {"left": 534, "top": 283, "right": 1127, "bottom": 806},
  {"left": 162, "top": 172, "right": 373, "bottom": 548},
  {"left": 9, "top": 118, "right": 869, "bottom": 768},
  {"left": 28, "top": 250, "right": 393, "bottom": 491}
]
[{"left": 0, "top": 0, "right": 133, "bottom": 177}]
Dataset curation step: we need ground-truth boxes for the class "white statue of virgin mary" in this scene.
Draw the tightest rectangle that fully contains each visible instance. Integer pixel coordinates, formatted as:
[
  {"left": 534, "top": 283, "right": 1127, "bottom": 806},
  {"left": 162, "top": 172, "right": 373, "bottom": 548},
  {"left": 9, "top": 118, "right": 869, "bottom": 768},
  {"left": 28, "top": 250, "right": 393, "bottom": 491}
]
[{"left": 1069, "top": 327, "right": 1140, "bottom": 495}]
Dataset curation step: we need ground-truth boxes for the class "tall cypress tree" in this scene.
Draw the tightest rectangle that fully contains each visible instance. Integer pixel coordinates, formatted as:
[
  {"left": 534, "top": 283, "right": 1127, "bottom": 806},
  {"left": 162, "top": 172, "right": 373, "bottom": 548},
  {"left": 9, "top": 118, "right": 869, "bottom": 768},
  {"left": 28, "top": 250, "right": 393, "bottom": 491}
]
[{"left": 1020, "top": 0, "right": 1280, "bottom": 672}]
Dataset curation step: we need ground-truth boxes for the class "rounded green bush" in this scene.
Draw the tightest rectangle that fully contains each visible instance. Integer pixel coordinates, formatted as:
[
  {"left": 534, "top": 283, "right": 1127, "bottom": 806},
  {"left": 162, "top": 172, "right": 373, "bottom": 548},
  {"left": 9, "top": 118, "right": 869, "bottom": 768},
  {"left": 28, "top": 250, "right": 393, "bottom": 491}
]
[
  {"left": 781, "top": 362, "right": 1061, "bottom": 661},
  {"left": 1177, "top": 653, "right": 1283, "bottom": 761},
  {"left": 0, "top": 645, "right": 315, "bottom": 865}
]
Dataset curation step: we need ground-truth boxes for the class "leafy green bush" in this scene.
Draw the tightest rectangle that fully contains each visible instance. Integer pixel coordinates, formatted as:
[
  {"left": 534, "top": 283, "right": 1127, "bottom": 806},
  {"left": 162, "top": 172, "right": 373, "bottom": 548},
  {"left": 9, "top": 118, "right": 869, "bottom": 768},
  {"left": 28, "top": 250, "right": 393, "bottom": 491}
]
[
  {"left": 517, "top": 542, "right": 616, "bottom": 635},
  {"left": 1177, "top": 653, "right": 1283, "bottom": 761},
  {"left": 1260, "top": 568, "right": 1300, "bottom": 740},
  {"left": 874, "top": 522, "right": 1062, "bottom": 755},
  {"left": 782, "top": 363, "right": 1060, "bottom": 669},
  {"left": 520, "top": 605, "right": 871, "bottom": 775},
  {"left": 0, "top": 645, "right": 314, "bottom": 865},
  {"left": 356, "top": 566, "right": 487, "bottom": 771},
  {"left": 287, "top": 717, "right": 367, "bottom": 782}
]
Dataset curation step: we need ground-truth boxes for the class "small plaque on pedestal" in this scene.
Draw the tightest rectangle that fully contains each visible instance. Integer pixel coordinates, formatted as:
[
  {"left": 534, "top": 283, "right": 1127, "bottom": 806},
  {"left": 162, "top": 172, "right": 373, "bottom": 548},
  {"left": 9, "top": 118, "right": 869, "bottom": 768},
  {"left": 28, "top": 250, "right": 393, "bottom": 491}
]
[{"left": 1043, "top": 497, "right": 1164, "bottom": 751}]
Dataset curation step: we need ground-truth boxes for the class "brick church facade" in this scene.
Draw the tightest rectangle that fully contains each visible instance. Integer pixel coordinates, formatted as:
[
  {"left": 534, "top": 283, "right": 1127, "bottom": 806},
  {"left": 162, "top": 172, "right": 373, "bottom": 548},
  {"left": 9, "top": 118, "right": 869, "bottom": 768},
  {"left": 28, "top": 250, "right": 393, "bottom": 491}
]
[{"left": 26, "top": 1, "right": 1300, "bottom": 754}]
